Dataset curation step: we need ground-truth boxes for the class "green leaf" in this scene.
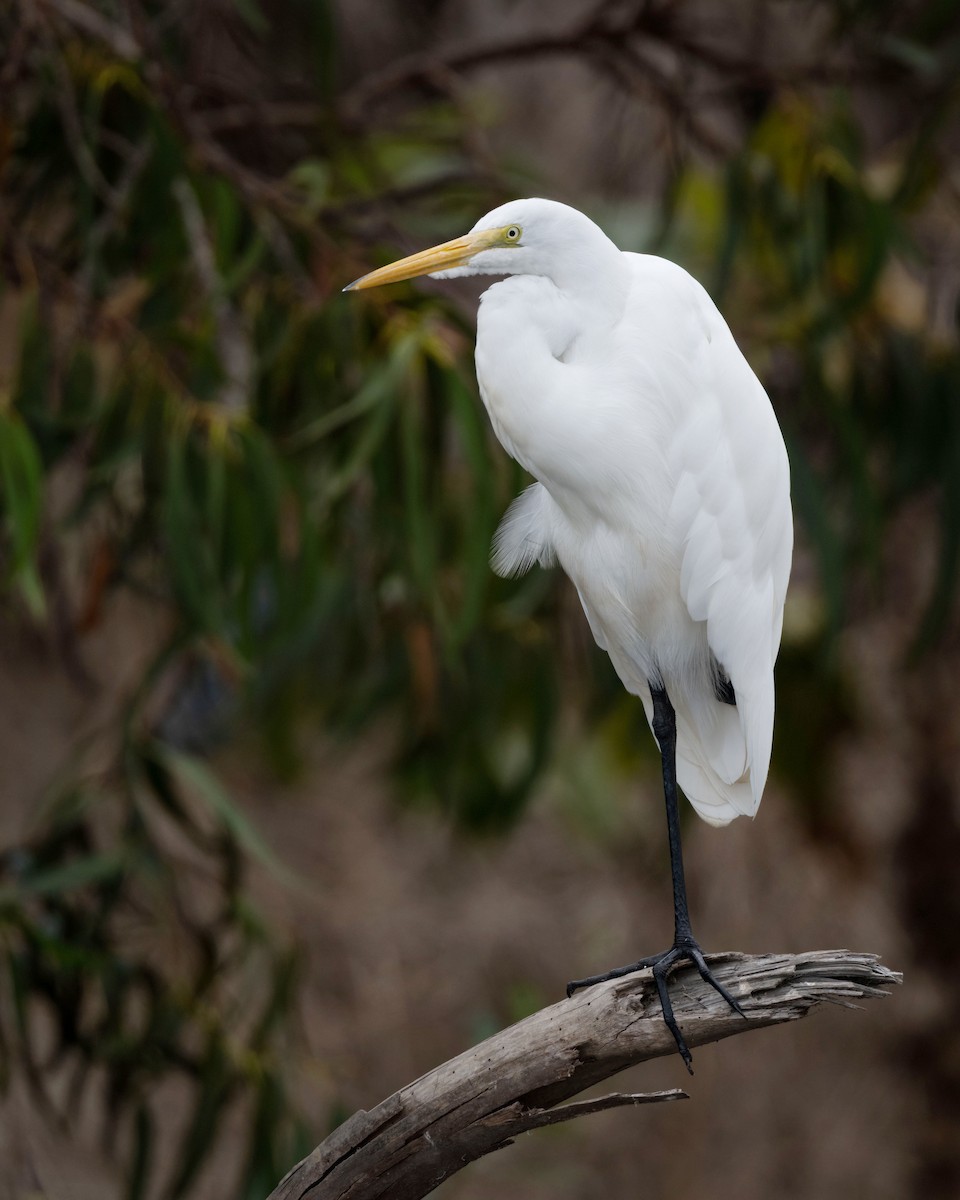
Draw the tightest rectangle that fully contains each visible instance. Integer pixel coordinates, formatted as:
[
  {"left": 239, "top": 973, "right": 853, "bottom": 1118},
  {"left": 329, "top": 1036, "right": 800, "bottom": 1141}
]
[
  {"left": 786, "top": 434, "right": 845, "bottom": 642},
  {"left": 0, "top": 410, "right": 46, "bottom": 617},
  {"left": 287, "top": 159, "right": 330, "bottom": 214},
  {"left": 914, "top": 402, "right": 960, "bottom": 653},
  {"left": 167, "top": 1035, "right": 234, "bottom": 1199},
  {"left": 231, "top": 0, "right": 270, "bottom": 33},
  {"left": 287, "top": 331, "right": 417, "bottom": 453},
  {"left": 0, "top": 852, "right": 127, "bottom": 903},
  {"left": 162, "top": 436, "right": 221, "bottom": 632},
  {"left": 444, "top": 369, "right": 494, "bottom": 644},
  {"left": 149, "top": 743, "right": 302, "bottom": 890},
  {"left": 398, "top": 349, "right": 436, "bottom": 599}
]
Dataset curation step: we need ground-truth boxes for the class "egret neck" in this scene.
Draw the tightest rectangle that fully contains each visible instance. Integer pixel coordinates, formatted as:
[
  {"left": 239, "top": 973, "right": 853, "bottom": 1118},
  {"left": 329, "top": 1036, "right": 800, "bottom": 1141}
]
[{"left": 475, "top": 241, "right": 630, "bottom": 499}]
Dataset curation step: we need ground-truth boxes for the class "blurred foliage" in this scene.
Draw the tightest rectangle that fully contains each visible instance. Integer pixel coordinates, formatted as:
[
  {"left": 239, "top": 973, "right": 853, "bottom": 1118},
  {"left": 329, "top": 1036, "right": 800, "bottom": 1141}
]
[
  {"left": 690, "top": 95, "right": 960, "bottom": 649},
  {"left": 0, "top": 740, "right": 310, "bottom": 1199},
  {"left": 0, "top": 0, "right": 959, "bottom": 1193}
]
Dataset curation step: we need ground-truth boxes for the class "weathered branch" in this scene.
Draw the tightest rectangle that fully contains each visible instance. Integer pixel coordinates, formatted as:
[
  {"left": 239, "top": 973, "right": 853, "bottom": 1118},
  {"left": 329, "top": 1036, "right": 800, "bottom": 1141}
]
[{"left": 269, "top": 950, "right": 901, "bottom": 1200}]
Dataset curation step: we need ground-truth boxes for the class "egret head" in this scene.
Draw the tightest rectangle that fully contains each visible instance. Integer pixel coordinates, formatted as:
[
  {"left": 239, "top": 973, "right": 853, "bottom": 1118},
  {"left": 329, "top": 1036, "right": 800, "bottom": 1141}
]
[{"left": 344, "top": 198, "right": 620, "bottom": 293}]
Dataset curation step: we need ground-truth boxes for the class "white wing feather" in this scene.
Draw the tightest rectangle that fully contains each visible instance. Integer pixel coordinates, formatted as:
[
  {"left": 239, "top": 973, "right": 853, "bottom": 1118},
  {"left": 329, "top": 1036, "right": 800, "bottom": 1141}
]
[
  {"left": 663, "top": 269, "right": 792, "bottom": 818},
  {"left": 491, "top": 482, "right": 556, "bottom": 578}
]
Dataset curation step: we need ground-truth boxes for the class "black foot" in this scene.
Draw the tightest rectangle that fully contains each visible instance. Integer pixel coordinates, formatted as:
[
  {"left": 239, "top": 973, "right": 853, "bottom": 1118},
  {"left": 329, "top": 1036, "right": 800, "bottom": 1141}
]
[{"left": 565, "top": 937, "right": 746, "bottom": 1073}]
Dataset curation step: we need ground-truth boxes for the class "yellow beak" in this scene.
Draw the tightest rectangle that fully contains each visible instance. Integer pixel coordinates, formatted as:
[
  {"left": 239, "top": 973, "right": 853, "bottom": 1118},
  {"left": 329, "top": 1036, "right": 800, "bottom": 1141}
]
[{"left": 343, "top": 228, "right": 503, "bottom": 291}]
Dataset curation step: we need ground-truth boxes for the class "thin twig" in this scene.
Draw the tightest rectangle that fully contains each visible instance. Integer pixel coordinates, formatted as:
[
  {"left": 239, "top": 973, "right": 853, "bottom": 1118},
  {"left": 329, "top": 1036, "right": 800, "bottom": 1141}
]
[
  {"left": 32, "top": 0, "right": 140, "bottom": 61},
  {"left": 35, "top": 12, "right": 119, "bottom": 207},
  {"left": 338, "top": 5, "right": 869, "bottom": 119}
]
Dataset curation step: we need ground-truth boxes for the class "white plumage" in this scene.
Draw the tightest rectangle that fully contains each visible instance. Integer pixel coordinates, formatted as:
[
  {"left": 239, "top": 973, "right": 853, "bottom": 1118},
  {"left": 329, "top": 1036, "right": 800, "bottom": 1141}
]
[
  {"left": 349, "top": 196, "right": 792, "bottom": 825},
  {"left": 346, "top": 195, "right": 794, "bottom": 1068},
  {"left": 470, "top": 200, "right": 792, "bottom": 826},
  {"left": 348, "top": 199, "right": 792, "bottom": 825}
]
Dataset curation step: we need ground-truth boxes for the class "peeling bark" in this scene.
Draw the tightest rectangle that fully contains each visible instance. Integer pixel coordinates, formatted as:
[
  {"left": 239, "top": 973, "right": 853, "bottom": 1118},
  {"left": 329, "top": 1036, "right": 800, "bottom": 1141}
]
[{"left": 268, "top": 950, "right": 901, "bottom": 1200}]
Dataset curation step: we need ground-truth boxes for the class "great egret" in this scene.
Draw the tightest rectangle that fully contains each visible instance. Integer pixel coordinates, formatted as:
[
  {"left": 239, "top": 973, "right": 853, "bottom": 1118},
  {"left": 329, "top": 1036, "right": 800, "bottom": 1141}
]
[{"left": 346, "top": 198, "right": 793, "bottom": 1070}]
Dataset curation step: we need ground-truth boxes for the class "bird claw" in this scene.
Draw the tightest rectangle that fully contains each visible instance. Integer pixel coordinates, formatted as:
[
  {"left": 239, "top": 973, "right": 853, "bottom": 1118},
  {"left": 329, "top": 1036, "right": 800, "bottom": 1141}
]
[{"left": 566, "top": 937, "right": 745, "bottom": 1073}]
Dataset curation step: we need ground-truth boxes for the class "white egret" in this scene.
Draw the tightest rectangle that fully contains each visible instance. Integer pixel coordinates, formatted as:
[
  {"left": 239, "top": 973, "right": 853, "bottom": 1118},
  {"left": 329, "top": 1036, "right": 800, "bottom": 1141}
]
[{"left": 345, "top": 198, "right": 793, "bottom": 1070}]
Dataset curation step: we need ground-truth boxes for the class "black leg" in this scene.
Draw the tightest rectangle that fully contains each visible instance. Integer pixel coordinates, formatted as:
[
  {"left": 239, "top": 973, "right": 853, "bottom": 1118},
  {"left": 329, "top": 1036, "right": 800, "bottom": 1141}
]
[
  {"left": 652, "top": 683, "right": 691, "bottom": 941},
  {"left": 566, "top": 683, "right": 745, "bottom": 1072}
]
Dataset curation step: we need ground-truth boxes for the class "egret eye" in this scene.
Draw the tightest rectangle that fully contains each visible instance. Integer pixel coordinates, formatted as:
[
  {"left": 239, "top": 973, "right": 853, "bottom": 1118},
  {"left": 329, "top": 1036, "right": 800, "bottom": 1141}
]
[{"left": 505, "top": 225, "right": 521, "bottom": 242}]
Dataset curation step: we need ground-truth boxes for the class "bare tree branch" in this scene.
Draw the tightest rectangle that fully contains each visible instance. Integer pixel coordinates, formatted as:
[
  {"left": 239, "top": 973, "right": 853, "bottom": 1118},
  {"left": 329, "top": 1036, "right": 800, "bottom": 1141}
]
[
  {"left": 338, "top": 3, "right": 869, "bottom": 122},
  {"left": 32, "top": 0, "right": 141, "bottom": 62},
  {"left": 268, "top": 950, "right": 901, "bottom": 1200}
]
